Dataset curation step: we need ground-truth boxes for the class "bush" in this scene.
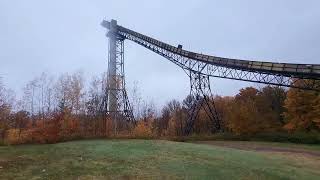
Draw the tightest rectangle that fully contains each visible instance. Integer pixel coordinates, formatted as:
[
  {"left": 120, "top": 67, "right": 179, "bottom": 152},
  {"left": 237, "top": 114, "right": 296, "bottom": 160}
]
[
  {"left": 133, "top": 121, "right": 153, "bottom": 138},
  {"left": 170, "top": 132, "right": 320, "bottom": 145}
]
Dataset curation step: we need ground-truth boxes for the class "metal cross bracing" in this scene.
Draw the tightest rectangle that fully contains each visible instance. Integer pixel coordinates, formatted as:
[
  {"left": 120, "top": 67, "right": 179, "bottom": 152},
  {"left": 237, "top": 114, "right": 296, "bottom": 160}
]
[
  {"left": 101, "top": 19, "right": 320, "bottom": 135},
  {"left": 114, "top": 26, "right": 319, "bottom": 135},
  {"left": 184, "top": 72, "right": 222, "bottom": 135},
  {"left": 118, "top": 30, "right": 320, "bottom": 91},
  {"left": 115, "top": 24, "right": 320, "bottom": 82},
  {"left": 105, "top": 20, "right": 134, "bottom": 127}
]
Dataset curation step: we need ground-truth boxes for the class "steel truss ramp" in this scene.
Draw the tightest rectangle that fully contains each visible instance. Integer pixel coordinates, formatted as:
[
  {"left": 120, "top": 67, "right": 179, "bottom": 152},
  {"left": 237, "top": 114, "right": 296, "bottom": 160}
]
[
  {"left": 101, "top": 19, "right": 320, "bottom": 135},
  {"left": 118, "top": 31, "right": 320, "bottom": 91}
]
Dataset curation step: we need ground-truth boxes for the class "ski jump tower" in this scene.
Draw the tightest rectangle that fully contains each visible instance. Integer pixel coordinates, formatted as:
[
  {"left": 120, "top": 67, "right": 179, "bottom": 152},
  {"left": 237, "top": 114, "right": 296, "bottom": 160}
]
[
  {"left": 101, "top": 19, "right": 320, "bottom": 135},
  {"left": 102, "top": 20, "right": 134, "bottom": 125}
]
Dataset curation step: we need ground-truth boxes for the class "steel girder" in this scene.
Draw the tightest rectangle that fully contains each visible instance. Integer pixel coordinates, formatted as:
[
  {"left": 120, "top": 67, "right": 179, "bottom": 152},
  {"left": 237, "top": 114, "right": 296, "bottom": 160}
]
[
  {"left": 119, "top": 32, "right": 225, "bottom": 135},
  {"left": 184, "top": 72, "right": 222, "bottom": 135},
  {"left": 100, "top": 19, "right": 320, "bottom": 136},
  {"left": 119, "top": 31, "right": 320, "bottom": 91},
  {"left": 105, "top": 38, "right": 134, "bottom": 124},
  {"left": 117, "top": 31, "right": 320, "bottom": 135}
]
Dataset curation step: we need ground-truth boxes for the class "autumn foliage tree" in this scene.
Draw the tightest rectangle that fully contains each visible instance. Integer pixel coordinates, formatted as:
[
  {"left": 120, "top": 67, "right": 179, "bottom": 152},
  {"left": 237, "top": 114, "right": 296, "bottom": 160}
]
[
  {"left": 1, "top": 71, "right": 320, "bottom": 145},
  {"left": 0, "top": 80, "right": 14, "bottom": 142},
  {"left": 283, "top": 80, "right": 320, "bottom": 132},
  {"left": 226, "top": 86, "right": 285, "bottom": 135},
  {"left": 133, "top": 120, "right": 153, "bottom": 138}
]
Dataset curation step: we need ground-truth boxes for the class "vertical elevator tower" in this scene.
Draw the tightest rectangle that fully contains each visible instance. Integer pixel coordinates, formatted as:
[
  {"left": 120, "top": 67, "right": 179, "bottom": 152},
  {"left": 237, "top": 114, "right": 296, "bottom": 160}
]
[{"left": 101, "top": 19, "right": 134, "bottom": 124}]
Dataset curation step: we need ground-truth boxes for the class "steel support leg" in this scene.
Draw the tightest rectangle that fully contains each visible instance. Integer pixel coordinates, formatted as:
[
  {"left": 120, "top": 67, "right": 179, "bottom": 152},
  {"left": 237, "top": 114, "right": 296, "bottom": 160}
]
[{"left": 184, "top": 72, "right": 221, "bottom": 135}]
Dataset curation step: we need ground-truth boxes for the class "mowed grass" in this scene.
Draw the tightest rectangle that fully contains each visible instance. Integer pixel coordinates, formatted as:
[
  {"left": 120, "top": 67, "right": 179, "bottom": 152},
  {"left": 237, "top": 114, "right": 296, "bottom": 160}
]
[{"left": 0, "top": 140, "right": 320, "bottom": 179}]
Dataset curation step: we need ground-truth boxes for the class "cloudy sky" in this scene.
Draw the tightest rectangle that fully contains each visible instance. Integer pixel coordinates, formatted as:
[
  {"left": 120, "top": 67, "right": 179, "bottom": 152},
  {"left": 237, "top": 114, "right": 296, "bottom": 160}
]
[{"left": 1, "top": 0, "right": 320, "bottom": 107}]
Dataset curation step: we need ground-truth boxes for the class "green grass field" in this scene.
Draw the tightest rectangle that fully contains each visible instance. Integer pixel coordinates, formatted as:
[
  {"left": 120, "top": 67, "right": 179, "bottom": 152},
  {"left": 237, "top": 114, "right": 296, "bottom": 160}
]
[{"left": 0, "top": 140, "right": 320, "bottom": 179}]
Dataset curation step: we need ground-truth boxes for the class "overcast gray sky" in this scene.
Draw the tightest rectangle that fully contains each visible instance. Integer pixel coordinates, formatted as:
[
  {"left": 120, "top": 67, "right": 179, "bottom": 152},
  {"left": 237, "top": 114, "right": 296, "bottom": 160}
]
[{"left": 1, "top": 0, "right": 320, "bottom": 107}]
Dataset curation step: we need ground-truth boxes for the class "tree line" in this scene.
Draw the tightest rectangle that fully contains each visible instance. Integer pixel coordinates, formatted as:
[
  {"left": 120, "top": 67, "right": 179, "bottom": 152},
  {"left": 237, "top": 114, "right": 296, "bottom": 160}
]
[{"left": 0, "top": 72, "right": 319, "bottom": 144}]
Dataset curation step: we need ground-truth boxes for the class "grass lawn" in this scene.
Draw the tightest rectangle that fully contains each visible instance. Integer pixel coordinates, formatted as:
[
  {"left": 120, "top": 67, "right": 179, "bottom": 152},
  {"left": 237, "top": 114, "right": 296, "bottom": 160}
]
[{"left": 0, "top": 140, "right": 320, "bottom": 179}]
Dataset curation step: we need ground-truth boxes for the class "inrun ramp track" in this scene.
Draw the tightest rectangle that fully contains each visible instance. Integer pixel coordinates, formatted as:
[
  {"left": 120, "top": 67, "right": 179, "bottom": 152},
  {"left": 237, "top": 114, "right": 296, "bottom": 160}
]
[{"left": 102, "top": 20, "right": 320, "bottom": 91}]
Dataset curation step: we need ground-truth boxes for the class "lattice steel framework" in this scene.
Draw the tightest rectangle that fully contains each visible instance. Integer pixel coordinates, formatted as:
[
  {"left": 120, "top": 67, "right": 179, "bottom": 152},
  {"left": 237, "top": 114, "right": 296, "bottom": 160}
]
[
  {"left": 102, "top": 19, "right": 320, "bottom": 135},
  {"left": 118, "top": 31, "right": 320, "bottom": 91},
  {"left": 104, "top": 20, "right": 134, "bottom": 126},
  {"left": 184, "top": 72, "right": 222, "bottom": 135}
]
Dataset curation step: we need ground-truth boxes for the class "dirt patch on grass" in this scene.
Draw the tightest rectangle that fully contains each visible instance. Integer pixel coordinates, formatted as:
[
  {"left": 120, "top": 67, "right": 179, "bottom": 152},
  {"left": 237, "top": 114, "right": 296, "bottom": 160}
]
[
  {"left": 0, "top": 156, "right": 35, "bottom": 169},
  {"left": 194, "top": 141, "right": 320, "bottom": 157}
]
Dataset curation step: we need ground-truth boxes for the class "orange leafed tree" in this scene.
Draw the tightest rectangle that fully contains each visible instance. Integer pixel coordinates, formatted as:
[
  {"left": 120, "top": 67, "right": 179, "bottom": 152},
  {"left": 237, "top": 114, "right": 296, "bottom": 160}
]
[
  {"left": 226, "top": 87, "right": 284, "bottom": 135},
  {"left": 283, "top": 80, "right": 320, "bottom": 132}
]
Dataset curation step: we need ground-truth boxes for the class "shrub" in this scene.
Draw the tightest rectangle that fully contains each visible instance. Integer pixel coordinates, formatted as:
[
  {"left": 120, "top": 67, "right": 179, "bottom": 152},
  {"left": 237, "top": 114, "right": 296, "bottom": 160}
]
[
  {"left": 170, "top": 132, "right": 320, "bottom": 145},
  {"left": 133, "top": 121, "right": 153, "bottom": 138}
]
